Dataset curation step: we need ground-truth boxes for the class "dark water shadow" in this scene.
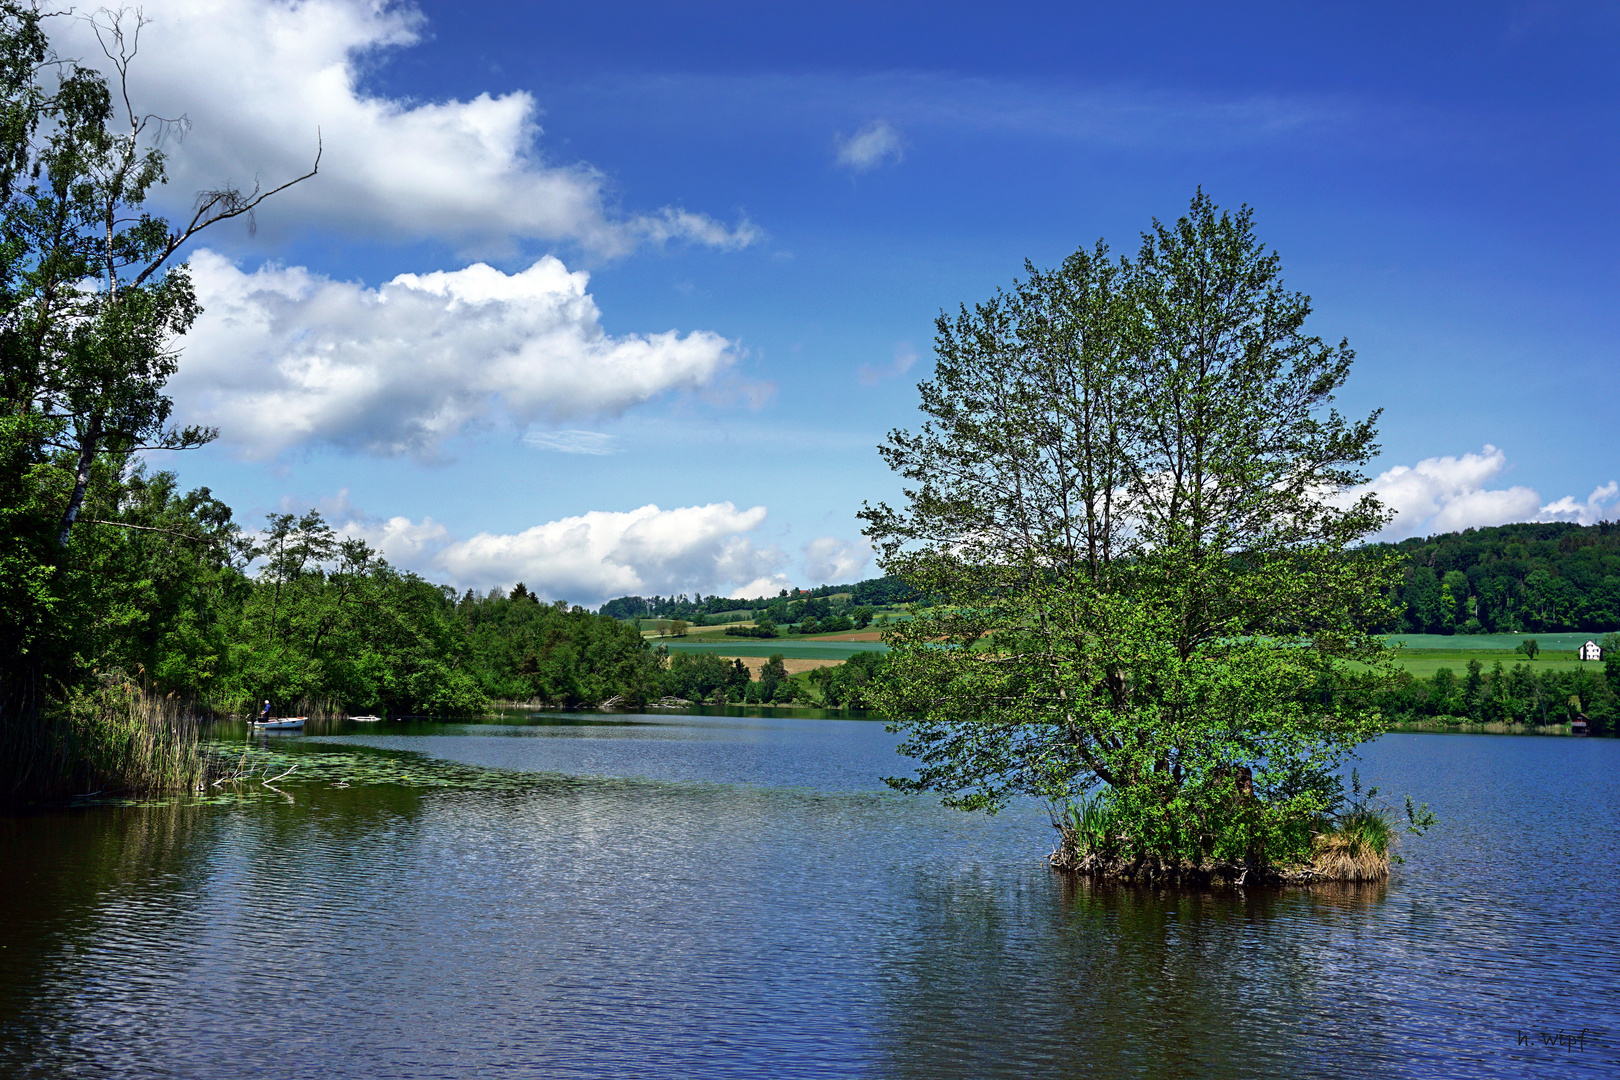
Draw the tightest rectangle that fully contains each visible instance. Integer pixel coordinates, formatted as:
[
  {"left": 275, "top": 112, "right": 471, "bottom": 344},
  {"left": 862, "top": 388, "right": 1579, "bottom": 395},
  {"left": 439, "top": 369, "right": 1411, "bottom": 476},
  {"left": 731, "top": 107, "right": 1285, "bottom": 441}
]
[{"left": 870, "top": 866, "right": 1393, "bottom": 1080}]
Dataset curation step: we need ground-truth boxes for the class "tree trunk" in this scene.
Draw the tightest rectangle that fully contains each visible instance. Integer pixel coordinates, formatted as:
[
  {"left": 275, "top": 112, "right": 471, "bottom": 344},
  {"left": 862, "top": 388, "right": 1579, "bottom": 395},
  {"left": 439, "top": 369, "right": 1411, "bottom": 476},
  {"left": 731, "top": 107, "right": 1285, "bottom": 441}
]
[{"left": 56, "top": 413, "right": 102, "bottom": 548}]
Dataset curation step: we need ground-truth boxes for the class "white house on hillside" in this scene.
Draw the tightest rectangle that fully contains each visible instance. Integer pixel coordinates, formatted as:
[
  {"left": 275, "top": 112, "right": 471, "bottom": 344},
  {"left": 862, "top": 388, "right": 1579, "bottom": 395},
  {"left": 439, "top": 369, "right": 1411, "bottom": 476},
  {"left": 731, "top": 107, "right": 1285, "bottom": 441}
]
[{"left": 1578, "top": 640, "right": 1603, "bottom": 661}]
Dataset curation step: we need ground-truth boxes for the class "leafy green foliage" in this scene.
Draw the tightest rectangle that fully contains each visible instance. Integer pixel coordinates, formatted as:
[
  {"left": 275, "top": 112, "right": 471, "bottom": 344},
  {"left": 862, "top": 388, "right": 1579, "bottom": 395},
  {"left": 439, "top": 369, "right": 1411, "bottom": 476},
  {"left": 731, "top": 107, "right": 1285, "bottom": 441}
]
[
  {"left": 64, "top": 463, "right": 243, "bottom": 688},
  {"left": 1378, "top": 521, "right": 1620, "bottom": 633},
  {"left": 1365, "top": 656, "right": 1617, "bottom": 732},
  {"left": 663, "top": 652, "right": 751, "bottom": 703},
  {"left": 458, "top": 586, "right": 662, "bottom": 708},
  {"left": 227, "top": 520, "right": 479, "bottom": 715},
  {"left": 807, "top": 651, "right": 885, "bottom": 707},
  {"left": 862, "top": 192, "right": 1403, "bottom": 873}
]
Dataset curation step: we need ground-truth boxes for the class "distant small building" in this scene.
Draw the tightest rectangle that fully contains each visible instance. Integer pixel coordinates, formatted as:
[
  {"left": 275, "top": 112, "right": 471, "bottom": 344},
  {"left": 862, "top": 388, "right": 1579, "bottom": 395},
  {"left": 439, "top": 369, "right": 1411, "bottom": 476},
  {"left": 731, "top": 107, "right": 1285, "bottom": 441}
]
[{"left": 1578, "top": 640, "right": 1603, "bottom": 662}]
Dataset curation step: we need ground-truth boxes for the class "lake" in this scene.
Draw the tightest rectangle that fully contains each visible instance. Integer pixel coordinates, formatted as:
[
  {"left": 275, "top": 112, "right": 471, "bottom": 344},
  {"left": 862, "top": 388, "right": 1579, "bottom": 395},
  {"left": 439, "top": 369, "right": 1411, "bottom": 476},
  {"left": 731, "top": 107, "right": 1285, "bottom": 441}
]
[{"left": 2, "top": 716, "right": 1615, "bottom": 1078}]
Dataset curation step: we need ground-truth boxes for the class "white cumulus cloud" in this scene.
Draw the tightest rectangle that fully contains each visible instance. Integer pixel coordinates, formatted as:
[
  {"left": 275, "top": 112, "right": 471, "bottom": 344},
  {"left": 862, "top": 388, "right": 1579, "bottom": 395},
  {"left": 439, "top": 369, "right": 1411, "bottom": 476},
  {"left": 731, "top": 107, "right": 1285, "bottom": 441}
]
[
  {"left": 1351, "top": 445, "right": 1617, "bottom": 541},
  {"left": 835, "top": 119, "right": 905, "bottom": 171},
  {"left": 714, "top": 536, "right": 794, "bottom": 600},
  {"left": 173, "top": 250, "right": 736, "bottom": 458},
  {"left": 351, "top": 514, "right": 455, "bottom": 568},
  {"left": 49, "top": 1, "right": 757, "bottom": 256},
  {"left": 802, "top": 536, "right": 872, "bottom": 584},
  {"left": 335, "top": 501, "right": 789, "bottom": 606},
  {"left": 1537, "top": 481, "right": 1620, "bottom": 525}
]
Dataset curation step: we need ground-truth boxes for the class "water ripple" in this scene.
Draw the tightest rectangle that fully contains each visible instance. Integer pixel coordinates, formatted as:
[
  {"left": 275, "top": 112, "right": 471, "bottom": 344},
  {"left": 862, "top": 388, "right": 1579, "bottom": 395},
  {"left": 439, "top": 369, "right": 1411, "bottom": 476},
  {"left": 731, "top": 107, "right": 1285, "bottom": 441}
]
[{"left": 0, "top": 720, "right": 1614, "bottom": 1078}]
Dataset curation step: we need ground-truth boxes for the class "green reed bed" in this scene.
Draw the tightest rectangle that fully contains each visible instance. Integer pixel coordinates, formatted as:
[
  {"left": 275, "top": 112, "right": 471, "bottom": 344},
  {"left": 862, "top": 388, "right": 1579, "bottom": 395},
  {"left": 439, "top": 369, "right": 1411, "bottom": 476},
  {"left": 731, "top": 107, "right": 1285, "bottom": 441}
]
[
  {"left": 0, "top": 676, "right": 219, "bottom": 803},
  {"left": 60, "top": 677, "right": 214, "bottom": 798}
]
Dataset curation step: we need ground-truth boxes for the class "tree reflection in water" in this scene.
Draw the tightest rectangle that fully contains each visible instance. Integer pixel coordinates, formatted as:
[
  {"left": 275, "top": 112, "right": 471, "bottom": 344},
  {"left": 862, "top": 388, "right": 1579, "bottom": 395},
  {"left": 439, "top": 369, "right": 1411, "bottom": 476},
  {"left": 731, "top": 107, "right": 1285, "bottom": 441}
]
[{"left": 877, "top": 868, "right": 1389, "bottom": 1080}]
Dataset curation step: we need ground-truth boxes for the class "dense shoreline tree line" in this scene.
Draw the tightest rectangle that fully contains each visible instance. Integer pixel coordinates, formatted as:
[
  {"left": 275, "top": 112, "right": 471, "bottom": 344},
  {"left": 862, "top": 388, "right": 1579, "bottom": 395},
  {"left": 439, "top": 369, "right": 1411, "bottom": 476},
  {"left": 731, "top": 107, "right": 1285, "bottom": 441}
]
[
  {"left": 599, "top": 575, "right": 914, "bottom": 625},
  {"left": 0, "top": 5, "right": 325, "bottom": 800},
  {"left": 598, "top": 519, "right": 1620, "bottom": 639},
  {"left": 42, "top": 468, "right": 1619, "bottom": 723},
  {"left": 43, "top": 485, "right": 819, "bottom": 716},
  {"left": 1357, "top": 646, "right": 1619, "bottom": 733}
]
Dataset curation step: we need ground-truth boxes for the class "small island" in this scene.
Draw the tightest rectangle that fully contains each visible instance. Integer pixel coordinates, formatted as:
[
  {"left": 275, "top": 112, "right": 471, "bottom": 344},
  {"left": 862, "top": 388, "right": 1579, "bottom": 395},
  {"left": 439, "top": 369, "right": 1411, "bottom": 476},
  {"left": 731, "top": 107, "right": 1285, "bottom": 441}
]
[{"left": 860, "top": 194, "right": 1436, "bottom": 885}]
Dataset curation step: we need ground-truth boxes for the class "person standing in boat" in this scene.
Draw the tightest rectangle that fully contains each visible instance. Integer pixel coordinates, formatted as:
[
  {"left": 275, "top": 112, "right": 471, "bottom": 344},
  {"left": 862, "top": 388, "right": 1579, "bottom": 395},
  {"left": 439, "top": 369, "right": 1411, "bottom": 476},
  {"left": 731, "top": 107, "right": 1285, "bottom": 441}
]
[{"left": 260, "top": 699, "right": 272, "bottom": 723}]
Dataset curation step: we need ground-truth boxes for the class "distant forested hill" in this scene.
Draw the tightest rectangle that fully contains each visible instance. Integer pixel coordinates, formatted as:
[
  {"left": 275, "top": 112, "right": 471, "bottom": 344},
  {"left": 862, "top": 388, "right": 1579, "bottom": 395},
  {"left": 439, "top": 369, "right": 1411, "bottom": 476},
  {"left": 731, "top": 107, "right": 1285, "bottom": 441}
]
[
  {"left": 1372, "top": 521, "right": 1619, "bottom": 634},
  {"left": 599, "top": 575, "right": 914, "bottom": 622},
  {"left": 601, "top": 522, "right": 1620, "bottom": 635}
]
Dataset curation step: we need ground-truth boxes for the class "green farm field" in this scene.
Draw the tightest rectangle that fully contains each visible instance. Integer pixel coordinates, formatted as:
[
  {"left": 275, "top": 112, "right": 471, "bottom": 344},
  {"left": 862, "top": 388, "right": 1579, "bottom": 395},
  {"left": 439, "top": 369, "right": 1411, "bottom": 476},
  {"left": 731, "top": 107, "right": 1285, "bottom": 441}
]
[
  {"left": 1383, "top": 632, "right": 1610, "bottom": 677},
  {"left": 1385, "top": 650, "right": 1589, "bottom": 678},
  {"left": 658, "top": 640, "right": 884, "bottom": 660},
  {"left": 651, "top": 627, "right": 1614, "bottom": 669},
  {"left": 1381, "top": 631, "right": 1606, "bottom": 652}
]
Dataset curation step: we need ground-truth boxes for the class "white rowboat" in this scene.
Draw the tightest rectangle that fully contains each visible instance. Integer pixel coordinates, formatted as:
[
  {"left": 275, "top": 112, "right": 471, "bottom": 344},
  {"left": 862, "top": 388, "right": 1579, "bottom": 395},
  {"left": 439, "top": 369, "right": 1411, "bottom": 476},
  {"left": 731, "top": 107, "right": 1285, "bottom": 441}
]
[
  {"left": 351, "top": 715, "right": 382, "bottom": 722},
  {"left": 249, "top": 717, "right": 306, "bottom": 730}
]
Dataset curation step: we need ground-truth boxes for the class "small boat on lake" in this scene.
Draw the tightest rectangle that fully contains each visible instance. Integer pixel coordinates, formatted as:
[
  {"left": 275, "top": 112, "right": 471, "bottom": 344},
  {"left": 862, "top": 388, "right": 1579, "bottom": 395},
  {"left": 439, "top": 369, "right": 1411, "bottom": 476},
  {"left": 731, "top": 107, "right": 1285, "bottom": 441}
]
[
  {"left": 351, "top": 715, "right": 382, "bottom": 722},
  {"left": 249, "top": 717, "right": 306, "bottom": 730}
]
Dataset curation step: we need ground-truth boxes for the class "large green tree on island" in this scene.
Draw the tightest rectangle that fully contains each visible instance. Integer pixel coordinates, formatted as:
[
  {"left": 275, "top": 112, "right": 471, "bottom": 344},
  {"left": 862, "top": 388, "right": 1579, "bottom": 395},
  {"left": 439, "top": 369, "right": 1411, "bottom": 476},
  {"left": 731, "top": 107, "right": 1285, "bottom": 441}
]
[{"left": 861, "top": 192, "right": 1407, "bottom": 877}]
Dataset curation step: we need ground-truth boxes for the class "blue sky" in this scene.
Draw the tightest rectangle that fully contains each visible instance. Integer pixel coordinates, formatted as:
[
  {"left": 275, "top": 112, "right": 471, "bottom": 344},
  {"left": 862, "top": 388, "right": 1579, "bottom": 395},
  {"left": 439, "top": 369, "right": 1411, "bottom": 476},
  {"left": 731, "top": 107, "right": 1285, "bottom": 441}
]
[{"left": 58, "top": 1, "right": 1620, "bottom": 604}]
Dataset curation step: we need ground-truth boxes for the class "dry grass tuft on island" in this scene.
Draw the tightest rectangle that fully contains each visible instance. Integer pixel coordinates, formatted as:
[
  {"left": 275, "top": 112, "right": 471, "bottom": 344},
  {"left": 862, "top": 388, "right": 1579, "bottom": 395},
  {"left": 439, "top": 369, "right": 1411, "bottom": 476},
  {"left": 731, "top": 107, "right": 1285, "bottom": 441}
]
[
  {"left": 1305, "top": 821, "right": 1393, "bottom": 883},
  {"left": 1048, "top": 825, "right": 1395, "bottom": 887}
]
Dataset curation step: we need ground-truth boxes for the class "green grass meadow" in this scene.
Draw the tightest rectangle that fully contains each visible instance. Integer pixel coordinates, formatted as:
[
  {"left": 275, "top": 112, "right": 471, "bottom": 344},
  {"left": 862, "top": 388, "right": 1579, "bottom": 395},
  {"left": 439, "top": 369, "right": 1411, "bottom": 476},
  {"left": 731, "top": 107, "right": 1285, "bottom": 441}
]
[
  {"left": 1384, "top": 650, "right": 1589, "bottom": 678},
  {"left": 1383, "top": 631, "right": 1607, "bottom": 677},
  {"left": 1382, "top": 631, "right": 1604, "bottom": 652},
  {"left": 645, "top": 624, "right": 1612, "bottom": 669}
]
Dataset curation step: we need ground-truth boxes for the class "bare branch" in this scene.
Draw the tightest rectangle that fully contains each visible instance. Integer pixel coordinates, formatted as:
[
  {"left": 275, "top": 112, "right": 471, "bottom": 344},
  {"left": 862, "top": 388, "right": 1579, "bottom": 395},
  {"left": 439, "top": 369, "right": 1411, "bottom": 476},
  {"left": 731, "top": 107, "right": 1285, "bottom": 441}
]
[
  {"left": 79, "top": 519, "right": 228, "bottom": 547},
  {"left": 89, "top": 6, "right": 146, "bottom": 133},
  {"left": 130, "top": 132, "right": 320, "bottom": 288}
]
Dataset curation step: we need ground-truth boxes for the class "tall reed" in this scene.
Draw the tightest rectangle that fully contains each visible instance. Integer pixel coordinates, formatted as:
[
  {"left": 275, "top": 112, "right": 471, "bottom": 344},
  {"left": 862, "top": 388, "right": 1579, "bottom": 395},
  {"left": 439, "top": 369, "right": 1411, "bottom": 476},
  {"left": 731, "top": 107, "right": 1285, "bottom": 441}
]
[
  {"left": 1047, "top": 786, "right": 1397, "bottom": 884},
  {"left": 54, "top": 680, "right": 213, "bottom": 799},
  {"left": 1048, "top": 792, "right": 1123, "bottom": 872}
]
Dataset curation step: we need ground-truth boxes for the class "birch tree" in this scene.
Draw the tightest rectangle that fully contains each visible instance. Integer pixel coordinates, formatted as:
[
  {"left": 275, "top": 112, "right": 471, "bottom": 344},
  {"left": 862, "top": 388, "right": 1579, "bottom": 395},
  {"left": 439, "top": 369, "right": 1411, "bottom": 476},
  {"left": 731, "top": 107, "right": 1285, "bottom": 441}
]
[{"left": 0, "top": 9, "right": 316, "bottom": 550}]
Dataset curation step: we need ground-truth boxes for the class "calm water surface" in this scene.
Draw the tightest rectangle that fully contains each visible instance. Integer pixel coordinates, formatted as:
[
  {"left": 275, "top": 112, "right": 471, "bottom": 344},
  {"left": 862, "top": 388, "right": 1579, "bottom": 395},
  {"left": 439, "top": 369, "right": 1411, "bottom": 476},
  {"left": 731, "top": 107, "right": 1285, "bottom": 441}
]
[{"left": 2, "top": 716, "right": 1616, "bottom": 1079}]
